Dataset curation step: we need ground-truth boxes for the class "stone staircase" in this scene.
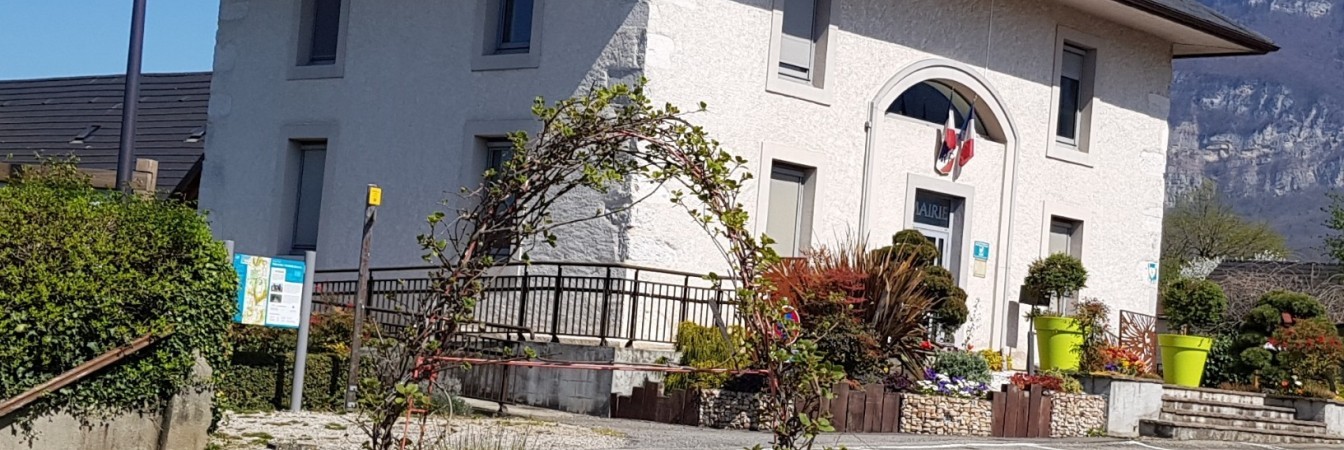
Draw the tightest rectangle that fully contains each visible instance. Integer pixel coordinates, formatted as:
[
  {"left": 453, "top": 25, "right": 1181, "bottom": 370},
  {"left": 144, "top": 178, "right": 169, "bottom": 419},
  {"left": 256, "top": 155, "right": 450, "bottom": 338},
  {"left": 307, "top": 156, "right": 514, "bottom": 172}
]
[{"left": 1140, "top": 386, "right": 1344, "bottom": 444}]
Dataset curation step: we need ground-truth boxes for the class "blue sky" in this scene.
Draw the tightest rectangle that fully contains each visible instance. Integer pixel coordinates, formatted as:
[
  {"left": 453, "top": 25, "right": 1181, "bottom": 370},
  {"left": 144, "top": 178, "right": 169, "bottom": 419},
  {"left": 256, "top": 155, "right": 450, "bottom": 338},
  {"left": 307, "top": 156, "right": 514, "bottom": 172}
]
[{"left": 0, "top": 0, "right": 219, "bottom": 80}]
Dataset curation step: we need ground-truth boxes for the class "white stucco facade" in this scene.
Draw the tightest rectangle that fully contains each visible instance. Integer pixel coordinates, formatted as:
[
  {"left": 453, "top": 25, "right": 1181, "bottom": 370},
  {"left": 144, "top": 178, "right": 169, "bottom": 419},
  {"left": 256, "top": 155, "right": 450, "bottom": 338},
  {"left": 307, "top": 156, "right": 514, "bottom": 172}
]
[{"left": 201, "top": 0, "right": 1260, "bottom": 359}]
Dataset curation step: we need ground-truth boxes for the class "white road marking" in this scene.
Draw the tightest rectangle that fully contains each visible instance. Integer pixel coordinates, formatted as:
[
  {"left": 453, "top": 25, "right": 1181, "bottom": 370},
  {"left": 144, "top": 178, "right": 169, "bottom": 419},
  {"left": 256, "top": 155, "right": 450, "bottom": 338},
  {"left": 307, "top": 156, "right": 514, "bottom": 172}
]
[
  {"left": 854, "top": 443, "right": 1067, "bottom": 450},
  {"left": 1239, "top": 444, "right": 1286, "bottom": 450},
  {"left": 1119, "top": 441, "right": 1173, "bottom": 450}
]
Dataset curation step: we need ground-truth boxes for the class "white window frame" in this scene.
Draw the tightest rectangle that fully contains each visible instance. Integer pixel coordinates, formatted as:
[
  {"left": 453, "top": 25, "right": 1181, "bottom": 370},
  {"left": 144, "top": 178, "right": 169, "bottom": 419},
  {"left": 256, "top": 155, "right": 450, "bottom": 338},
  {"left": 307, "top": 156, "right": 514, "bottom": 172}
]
[
  {"left": 765, "top": 0, "right": 835, "bottom": 106},
  {"left": 1045, "top": 27, "right": 1099, "bottom": 167},
  {"left": 753, "top": 142, "right": 825, "bottom": 252},
  {"left": 1038, "top": 200, "right": 1089, "bottom": 312},
  {"left": 461, "top": 119, "right": 539, "bottom": 276},
  {"left": 290, "top": 141, "right": 327, "bottom": 254},
  {"left": 288, "top": 0, "right": 351, "bottom": 80},
  {"left": 278, "top": 122, "right": 338, "bottom": 256},
  {"left": 472, "top": 0, "right": 546, "bottom": 71}
]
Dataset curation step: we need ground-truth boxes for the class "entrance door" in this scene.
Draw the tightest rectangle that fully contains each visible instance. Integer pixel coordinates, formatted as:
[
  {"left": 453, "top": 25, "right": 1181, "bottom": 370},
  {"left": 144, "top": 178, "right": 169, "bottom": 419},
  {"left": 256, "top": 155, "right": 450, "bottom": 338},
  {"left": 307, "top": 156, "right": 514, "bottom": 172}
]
[{"left": 912, "top": 190, "right": 959, "bottom": 273}]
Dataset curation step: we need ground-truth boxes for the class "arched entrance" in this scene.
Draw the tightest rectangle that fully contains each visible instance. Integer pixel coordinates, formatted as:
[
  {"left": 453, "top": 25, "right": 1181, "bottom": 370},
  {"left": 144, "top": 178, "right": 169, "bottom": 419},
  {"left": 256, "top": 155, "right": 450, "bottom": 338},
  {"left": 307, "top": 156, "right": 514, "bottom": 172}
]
[{"left": 859, "top": 59, "right": 1021, "bottom": 350}]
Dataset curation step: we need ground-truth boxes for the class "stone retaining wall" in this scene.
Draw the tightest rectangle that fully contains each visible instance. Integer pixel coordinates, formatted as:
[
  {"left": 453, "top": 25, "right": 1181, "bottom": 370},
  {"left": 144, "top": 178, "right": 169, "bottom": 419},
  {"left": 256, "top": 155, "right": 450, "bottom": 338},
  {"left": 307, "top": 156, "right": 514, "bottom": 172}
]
[
  {"left": 697, "top": 389, "right": 770, "bottom": 430},
  {"left": 899, "top": 394, "right": 992, "bottom": 436},
  {"left": 1049, "top": 392, "right": 1107, "bottom": 437}
]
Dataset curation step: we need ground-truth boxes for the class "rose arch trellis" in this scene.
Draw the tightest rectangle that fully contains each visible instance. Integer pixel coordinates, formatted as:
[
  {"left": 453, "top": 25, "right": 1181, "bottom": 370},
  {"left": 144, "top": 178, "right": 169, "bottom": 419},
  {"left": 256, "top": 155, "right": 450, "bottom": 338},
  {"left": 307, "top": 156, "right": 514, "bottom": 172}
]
[{"left": 356, "top": 81, "right": 842, "bottom": 450}]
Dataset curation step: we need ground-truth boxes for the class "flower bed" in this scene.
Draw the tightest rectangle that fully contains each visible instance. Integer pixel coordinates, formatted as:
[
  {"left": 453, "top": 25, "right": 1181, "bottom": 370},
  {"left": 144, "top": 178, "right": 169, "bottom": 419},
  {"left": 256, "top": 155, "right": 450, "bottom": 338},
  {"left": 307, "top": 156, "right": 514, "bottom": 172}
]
[{"left": 899, "top": 393, "right": 992, "bottom": 436}]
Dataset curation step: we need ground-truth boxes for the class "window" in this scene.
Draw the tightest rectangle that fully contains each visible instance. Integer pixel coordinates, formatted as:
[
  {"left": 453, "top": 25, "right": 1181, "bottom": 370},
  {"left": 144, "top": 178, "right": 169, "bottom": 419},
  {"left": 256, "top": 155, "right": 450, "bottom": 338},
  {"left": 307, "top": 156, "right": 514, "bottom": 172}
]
[
  {"left": 765, "top": 163, "right": 814, "bottom": 257},
  {"left": 1055, "top": 43, "right": 1094, "bottom": 148},
  {"left": 1047, "top": 217, "right": 1083, "bottom": 313},
  {"left": 495, "top": 0, "right": 535, "bottom": 54},
  {"left": 474, "top": 0, "right": 543, "bottom": 70},
  {"left": 303, "top": 0, "right": 341, "bottom": 66},
  {"left": 888, "top": 80, "right": 990, "bottom": 137},
  {"left": 766, "top": 0, "right": 832, "bottom": 104},
  {"left": 291, "top": 142, "right": 327, "bottom": 253},
  {"left": 291, "top": 0, "right": 347, "bottom": 79},
  {"left": 485, "top": 139, "right": 516, "bottom": 260}
]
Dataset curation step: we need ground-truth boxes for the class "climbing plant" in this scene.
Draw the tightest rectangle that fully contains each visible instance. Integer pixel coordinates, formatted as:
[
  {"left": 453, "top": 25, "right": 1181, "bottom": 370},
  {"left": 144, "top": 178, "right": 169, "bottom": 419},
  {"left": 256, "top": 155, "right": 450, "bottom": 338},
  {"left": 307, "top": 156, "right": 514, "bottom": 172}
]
[{"left": 355, "top": 80, "right": 841, "bottom": 450}]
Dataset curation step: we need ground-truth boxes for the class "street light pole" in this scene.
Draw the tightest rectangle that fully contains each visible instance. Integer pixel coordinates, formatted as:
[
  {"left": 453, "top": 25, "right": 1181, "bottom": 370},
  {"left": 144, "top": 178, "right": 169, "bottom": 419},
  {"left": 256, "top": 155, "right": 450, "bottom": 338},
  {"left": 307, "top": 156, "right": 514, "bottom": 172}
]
[{"left": 116, "top": 0, "right": 148, "bottom": 193}]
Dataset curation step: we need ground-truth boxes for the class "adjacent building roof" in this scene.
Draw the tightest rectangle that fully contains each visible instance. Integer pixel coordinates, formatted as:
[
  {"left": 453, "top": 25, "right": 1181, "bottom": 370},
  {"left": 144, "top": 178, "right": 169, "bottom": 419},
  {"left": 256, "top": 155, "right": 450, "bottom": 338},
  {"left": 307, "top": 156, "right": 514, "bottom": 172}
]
[
  {"left": 0, "top": 72, "right": 210, "bottom": 196},
  {"left": 1116, "top": 0, "right": 1278, "bottom": 54}
]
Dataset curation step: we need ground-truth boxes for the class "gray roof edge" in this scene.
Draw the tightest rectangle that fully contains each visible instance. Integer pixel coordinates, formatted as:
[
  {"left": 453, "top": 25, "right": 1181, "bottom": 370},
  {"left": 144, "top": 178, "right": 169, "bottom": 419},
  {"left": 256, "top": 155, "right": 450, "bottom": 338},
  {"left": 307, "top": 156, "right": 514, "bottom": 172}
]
[{"left": 1112, "top": 0, "right": 1279, "bottom": 55}]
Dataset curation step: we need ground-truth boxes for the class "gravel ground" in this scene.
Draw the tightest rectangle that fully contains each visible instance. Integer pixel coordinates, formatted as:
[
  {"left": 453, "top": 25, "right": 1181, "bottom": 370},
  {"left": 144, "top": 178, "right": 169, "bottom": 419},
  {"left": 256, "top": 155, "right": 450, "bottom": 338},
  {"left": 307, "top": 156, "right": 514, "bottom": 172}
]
[{"left": 209, "top": 410, "right": 629, "bottom": 450}]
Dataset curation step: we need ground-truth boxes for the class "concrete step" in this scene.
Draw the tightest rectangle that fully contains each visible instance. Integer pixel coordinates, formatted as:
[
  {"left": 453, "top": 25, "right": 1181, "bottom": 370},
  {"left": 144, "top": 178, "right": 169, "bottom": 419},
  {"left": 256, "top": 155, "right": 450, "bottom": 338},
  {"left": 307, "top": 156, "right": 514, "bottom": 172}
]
[
  {"left": 1163, "top": 386, "right": 1267, "bottom": 406},
  {"left": 1162, "top": 396, "right": 1296, "bottom": 420},
  {"left": 1159, "top": 408, "right": 1326, "bottom": 434},
  {"left": 1140, "top": 419, "right": 1344, "bottom": 444}
]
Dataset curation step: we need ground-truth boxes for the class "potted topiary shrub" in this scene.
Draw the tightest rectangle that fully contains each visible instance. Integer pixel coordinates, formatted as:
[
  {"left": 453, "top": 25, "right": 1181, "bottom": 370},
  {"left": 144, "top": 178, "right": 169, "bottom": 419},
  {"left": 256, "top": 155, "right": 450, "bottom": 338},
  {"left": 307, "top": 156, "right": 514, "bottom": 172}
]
[
  {"left": 1158, "top": 278, "right": 1227, "bottom": 387},
  {"left": 1023, "top": 253, "right": 1088, "bottom": 371}
]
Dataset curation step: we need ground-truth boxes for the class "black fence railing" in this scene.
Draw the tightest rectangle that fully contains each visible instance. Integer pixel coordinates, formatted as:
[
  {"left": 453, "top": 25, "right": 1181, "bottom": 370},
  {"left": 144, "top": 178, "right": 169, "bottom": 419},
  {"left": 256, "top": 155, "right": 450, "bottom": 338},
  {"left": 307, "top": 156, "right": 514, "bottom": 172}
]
[{"left": 312, "top": 261, "right": 743, "bottom": 346}]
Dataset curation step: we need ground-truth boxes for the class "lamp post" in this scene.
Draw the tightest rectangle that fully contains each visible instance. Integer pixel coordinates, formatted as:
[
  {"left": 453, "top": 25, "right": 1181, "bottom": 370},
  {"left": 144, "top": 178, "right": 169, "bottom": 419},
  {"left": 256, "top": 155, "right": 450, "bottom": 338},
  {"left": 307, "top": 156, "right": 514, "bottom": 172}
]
[{"left": 116, "top": 0, "right": 147, "bottom": 193}]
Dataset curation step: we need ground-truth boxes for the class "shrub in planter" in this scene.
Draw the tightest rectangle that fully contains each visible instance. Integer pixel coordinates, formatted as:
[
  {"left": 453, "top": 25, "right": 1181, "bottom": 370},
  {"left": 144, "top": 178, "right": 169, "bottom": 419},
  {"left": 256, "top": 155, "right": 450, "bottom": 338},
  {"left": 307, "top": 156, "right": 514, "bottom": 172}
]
[
  {"left": 1023, "top": 254, "right": 1088, "bottom": 371},
  {"left": 1158, "top": 278, "right": 1227, "bottom": 387},
  {"left": 874, "top": 231, "right": 969, "bottom": 339},
  {"left": 1231, "top": 290, "right": 1337, "bottom": 392},
  {"left": 931, "top": 350, "right": 991, "bottom": 384},
  {"left": 666, "top": 322, "right": 748, "bottom": 390},
  {"left": 1009, "top": 370, "right": 1082, "bottom": 394},
  {"left": 977, "top": 349, "right": 1012, "bottom": 372},
  {"left": 1268, "top": 318, "right": 1344, "bottom": 394}
]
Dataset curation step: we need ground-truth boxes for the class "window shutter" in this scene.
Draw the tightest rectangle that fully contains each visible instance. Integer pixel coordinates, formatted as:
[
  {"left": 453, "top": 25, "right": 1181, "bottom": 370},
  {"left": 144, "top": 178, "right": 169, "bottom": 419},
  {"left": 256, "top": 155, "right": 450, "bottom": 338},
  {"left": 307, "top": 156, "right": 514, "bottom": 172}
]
[
  {"left": 778, "top": 0, "right": 817, "bottom": 80},
  {"left": 766, "top": 166, "right": 807, "bottom": 257}
]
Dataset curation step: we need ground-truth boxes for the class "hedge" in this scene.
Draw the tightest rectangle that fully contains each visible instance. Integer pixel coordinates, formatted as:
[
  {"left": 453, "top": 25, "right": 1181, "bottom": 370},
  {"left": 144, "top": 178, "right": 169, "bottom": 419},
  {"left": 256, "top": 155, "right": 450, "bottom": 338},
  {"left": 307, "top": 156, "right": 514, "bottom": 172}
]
[
  {"left": 0, "top": 161, "right": 236, "bottom": 418},
  {"left": 217, "top": 351, "right": 348, "bottom": 412}
]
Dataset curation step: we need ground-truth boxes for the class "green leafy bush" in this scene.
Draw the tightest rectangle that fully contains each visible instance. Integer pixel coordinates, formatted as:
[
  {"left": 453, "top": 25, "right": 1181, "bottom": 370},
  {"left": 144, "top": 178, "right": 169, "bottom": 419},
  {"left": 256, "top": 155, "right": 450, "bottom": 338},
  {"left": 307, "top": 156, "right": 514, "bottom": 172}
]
[
  {"left": 1200, "top": 334, "right": 1247, "bottom": 387},
  {"left": 1024, "top": 253, "right": 1088, "bottom": 303},
  {"left": 216, "top": 352, "right": 348, "bottom": 412},
  {"left": 931, "top": 350, "right": 991, "bottom": 384},
  {"left": 0, "top": 161, "right": 236, "bottom": 417},
  {"left": 1242, "top": 290, "right": 1327, "bottom": 336},
  {"left": 665, "top": 322, "right": 748, "bottom": 390},
  {"left": 1162, "top": 278, "right": 1227, "bottom": 334}
]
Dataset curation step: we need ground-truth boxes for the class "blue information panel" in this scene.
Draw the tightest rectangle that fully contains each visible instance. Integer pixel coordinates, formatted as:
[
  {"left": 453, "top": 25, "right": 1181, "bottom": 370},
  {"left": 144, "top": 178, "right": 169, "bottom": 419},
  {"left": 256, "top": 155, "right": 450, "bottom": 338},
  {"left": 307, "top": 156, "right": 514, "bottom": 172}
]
[
  {"left": 973, "top": 241, "right": 991, "bottom": 261},
  {"left": 233, "top": 254, "right": 306, "bottom": 328}
]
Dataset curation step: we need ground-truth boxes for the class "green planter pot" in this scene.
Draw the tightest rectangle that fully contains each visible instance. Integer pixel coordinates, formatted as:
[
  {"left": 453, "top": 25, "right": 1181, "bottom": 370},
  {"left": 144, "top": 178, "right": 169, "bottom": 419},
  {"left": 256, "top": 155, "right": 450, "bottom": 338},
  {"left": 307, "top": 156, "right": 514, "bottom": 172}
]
[
  {"left": 1033, "top": 316, "right": 1083, "bottom": 371},
  {"left": 1158, "top": 334, "right": 1213, "bottom": 387}
]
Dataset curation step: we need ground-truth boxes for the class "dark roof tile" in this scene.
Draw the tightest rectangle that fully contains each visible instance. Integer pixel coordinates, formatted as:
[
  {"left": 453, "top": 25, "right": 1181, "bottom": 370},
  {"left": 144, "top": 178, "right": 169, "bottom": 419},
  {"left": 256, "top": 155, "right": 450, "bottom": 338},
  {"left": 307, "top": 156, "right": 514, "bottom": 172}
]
[{"left": 0, "top": 72, "right": 210, "bottom": 193}]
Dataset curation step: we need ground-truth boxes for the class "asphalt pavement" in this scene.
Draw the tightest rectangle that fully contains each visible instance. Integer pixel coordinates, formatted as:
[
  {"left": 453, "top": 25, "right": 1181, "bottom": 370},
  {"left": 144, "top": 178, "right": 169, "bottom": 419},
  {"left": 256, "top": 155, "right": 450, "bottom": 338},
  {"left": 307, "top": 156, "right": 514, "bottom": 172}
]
[{"left": 461, "top": 398, "right": 1341, "bottom": 450}]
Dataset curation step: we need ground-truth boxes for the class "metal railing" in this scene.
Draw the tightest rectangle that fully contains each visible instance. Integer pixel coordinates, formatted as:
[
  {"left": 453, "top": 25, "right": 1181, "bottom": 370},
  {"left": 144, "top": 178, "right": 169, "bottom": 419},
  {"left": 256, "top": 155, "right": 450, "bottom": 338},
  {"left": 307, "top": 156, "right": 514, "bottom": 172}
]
[{"left": 312, "top": 261, "right": 742, "bottom": 346}]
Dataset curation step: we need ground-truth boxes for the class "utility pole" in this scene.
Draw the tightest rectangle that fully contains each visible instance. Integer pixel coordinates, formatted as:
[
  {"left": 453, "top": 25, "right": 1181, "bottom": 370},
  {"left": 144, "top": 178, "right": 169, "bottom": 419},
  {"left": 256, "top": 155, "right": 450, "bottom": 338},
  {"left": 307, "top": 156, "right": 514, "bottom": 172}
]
[
  {"left": 345, "top": 184, "right": 381, "bottom": 410},
  {"left": 116, "top": 0, "right": 148, "bottom": 193}
]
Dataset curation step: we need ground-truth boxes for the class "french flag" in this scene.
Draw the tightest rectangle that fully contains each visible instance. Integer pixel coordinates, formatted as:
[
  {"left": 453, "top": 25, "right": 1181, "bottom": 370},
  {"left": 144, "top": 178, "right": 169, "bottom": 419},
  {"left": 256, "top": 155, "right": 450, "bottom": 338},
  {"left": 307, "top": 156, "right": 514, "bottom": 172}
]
[
  {"left": 936, "top": 108, "right": 959, "bottom": 175},
  {"left": 958, "top": 108, "right": 977, "bottom": 167}
]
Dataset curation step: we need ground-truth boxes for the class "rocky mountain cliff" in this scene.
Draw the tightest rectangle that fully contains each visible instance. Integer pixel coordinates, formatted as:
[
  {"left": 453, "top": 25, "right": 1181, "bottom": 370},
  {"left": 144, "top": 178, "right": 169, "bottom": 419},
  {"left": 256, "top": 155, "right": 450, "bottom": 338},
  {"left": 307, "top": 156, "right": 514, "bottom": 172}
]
[{"left": 1167, "top": 0, "right": 1344, "bottom": 260}]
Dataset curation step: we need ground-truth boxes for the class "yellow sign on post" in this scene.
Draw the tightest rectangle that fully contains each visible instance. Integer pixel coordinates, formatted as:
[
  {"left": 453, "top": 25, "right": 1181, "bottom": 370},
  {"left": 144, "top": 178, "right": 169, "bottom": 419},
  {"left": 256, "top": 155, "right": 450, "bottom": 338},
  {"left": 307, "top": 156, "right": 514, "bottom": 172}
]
[{"left": 367, "top": 185, "right": 382, "bottom": 206}]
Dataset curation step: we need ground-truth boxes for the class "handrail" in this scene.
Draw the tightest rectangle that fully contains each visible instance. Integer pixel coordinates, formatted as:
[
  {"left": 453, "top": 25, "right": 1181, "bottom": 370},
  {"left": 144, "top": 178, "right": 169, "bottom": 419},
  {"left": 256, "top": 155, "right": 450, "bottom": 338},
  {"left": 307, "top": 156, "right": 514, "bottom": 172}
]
[
  {"left": 0, "top": 332, "right": 165, "bottom": 418},
  {"left": 315, "top": 260, "right": 741, "bottom": 281}
]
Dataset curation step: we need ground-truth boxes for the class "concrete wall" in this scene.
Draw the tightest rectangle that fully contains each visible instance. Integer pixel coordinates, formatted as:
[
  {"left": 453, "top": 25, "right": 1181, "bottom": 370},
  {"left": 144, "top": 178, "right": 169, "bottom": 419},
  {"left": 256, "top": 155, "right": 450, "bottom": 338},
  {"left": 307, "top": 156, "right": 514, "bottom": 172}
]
[
  {"left": 1081, "top": 376, "right": 1163, "bottom": 437},
  {"left": 0, "top": 362, "right": 213, "bottom": 450},
  {"left": 449, "top": 341, "right": 676, "bottom": 416},
  {"left": 204, "top": 0, "right": 1176, "bottom": 360}
]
